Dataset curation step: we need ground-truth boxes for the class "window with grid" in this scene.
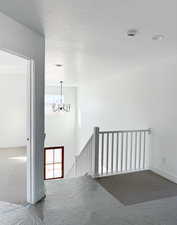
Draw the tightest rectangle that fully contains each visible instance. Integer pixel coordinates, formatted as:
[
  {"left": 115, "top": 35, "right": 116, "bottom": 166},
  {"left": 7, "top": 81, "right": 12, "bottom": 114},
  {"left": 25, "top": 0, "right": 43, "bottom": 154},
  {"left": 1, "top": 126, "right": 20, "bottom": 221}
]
[{"left": 44, "top": 146, "right": 64, "bottom": 180}]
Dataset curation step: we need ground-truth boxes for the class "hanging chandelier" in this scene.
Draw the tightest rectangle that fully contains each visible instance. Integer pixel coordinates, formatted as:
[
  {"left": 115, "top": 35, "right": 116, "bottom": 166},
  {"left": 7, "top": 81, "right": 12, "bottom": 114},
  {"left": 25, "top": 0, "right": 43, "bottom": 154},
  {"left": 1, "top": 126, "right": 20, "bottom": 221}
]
[{"left": 52, "top": 81, "right": 71, "bottom": 112}]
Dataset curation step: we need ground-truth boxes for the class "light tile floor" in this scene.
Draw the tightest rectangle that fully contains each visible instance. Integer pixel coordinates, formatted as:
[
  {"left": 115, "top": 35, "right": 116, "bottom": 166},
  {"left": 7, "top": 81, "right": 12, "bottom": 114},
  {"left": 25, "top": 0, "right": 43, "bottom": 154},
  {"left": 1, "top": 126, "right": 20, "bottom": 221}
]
[
  {"left": 0, "top": 147, "right": 26, "bottom": 204},
  {"left": 30, "top": 176, "right": 177, "bottom": 225}
]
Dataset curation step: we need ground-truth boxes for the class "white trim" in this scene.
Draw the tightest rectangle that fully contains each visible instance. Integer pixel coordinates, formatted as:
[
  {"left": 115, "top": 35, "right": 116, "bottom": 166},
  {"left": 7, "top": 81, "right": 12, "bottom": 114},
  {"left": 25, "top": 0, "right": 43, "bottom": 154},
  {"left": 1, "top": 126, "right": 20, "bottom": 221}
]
[
  {"left": 150, "top": 167, "right": 177, "bottom": 184},
  {"left": 26, "top": 59, "right": 35, "bottom": 203}
]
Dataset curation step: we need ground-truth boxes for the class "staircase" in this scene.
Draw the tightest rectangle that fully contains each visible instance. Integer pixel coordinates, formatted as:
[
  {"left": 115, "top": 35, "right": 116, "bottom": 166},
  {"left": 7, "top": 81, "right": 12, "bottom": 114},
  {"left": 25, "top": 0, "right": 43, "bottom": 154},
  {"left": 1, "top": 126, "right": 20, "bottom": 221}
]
[{"left": 69, "top": 127, "right": 151, "bottom": 178}]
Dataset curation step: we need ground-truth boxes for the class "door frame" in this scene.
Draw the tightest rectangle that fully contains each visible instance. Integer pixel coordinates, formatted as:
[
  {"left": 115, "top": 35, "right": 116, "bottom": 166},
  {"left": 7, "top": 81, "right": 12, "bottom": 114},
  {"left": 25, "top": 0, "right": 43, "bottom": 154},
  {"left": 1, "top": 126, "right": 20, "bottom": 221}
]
[{"left": 26, "top": 59, "right": 35, "bottom": 203}]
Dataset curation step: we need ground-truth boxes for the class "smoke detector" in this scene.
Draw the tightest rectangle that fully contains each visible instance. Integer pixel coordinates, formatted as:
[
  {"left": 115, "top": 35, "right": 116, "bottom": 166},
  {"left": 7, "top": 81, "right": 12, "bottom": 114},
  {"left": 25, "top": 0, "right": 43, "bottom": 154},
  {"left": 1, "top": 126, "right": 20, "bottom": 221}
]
[
  {"left": 152, "top": 34, "right": 165, "bottom": 40},
  {"left": 127, "top": 29, "right": 138, "bottom": 37}
]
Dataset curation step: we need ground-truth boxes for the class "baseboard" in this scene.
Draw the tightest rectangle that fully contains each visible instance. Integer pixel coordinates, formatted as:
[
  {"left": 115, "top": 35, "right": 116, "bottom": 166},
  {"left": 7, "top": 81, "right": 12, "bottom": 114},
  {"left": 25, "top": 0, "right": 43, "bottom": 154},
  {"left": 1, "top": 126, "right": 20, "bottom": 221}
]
[{"left": 150, "top": 167, "right": 177, "bottom": 184}]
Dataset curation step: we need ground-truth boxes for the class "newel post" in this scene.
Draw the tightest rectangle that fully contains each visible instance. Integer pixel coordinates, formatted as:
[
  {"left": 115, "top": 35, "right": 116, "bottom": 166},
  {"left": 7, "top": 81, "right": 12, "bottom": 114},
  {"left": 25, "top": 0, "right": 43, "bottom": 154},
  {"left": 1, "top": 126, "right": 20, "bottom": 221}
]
[{"left": 93, "top": 127, "right": 99, "bottom": 177}]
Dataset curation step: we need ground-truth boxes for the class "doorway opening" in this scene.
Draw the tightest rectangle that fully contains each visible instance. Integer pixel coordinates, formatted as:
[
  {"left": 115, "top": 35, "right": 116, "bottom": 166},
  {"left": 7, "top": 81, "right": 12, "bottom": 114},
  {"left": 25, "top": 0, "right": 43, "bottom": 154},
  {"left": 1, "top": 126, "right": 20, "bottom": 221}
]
[{"left": 0, "top": 50, "right": 31, "bottom": 204}]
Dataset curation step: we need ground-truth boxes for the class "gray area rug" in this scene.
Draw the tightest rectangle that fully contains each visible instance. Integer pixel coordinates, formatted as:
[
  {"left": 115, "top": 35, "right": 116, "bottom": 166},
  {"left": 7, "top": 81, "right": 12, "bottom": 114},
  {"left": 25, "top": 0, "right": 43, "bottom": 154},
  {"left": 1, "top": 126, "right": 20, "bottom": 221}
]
[{"left": 96, "top": 170, "right": 177, "bottom": 205}]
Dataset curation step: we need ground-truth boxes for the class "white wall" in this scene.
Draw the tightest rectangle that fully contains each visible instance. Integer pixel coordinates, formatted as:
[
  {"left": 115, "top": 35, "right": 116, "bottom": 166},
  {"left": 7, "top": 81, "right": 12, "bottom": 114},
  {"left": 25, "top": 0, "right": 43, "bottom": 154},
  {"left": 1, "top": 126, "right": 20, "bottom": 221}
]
[
  {"left": 45, "top": 86, "right": 77, "bottom": 176},
  {"left": 77, "top": 58, "right": 177, "bottom": 182},
  {"left": 0, "top": 72, "right": 27, "bottom": 148},
  {"left": 0, "top": 12, "right": 45, "bottom": 203}
]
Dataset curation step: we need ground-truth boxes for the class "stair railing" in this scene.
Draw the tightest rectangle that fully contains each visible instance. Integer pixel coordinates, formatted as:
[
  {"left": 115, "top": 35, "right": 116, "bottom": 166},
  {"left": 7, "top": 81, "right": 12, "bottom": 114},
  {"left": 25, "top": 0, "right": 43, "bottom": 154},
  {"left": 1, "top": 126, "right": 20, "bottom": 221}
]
[
  {"left": 98, "top": 128, "right": 151, "bottom": 177},
  {"left": 75, "top": 127, "right": 99, "bottom": 177},
  {"left": 75, "top": 127, "right": 151, "bottom": 178}
]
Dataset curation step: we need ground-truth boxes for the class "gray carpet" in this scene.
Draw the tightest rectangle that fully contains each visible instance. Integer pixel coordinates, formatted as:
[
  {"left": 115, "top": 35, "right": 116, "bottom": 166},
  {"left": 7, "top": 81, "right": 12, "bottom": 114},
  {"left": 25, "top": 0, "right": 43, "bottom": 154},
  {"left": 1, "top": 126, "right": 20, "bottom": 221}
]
[{"left": 96, "top": 170, "right": 177, "bottom": 205}]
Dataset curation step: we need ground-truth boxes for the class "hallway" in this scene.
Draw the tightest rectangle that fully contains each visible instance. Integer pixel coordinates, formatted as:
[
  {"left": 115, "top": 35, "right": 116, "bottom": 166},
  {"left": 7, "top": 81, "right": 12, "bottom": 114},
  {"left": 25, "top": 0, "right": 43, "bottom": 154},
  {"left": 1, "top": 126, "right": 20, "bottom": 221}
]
[{"left": 30, "top": 172, "right": 177, "bottom": 225}]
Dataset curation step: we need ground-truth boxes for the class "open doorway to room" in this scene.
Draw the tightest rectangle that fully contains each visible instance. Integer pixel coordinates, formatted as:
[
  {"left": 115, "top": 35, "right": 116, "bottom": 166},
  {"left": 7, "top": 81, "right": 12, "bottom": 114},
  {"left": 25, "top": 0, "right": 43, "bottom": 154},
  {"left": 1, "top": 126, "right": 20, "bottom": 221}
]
[
  {"left": 45, "top": 83, "right": 77, "bottom": 179},
  {"left": 0, "top": 50, "right": 29, "bottom": 204}
]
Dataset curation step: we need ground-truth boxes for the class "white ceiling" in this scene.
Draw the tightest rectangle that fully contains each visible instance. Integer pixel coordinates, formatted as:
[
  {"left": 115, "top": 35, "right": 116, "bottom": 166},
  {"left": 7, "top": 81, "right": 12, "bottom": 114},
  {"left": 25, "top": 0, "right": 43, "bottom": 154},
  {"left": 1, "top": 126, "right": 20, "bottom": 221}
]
[{"left": 0, "top": 0, "right": 176, "bottom": 86}]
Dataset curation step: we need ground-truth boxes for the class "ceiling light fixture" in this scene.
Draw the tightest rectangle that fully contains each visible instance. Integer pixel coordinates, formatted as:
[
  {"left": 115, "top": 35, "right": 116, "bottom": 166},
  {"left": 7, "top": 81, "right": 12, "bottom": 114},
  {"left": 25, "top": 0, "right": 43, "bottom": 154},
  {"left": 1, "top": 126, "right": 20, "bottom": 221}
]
[
  {"left": 52, "top": 80, "right": 71, "bottom": 113},
  {"left": 127, "top": 29, "right": 138, "bottom": 37},
  {"left": 152, "top": 34, "right": 165, "bottom": 40}
]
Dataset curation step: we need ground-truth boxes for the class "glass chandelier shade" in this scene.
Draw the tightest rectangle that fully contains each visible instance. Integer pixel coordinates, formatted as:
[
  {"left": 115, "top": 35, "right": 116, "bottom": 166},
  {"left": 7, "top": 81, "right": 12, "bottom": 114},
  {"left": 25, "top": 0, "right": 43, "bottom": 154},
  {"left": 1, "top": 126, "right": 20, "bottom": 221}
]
[{"left": 52, "top": 81, "right": 71, "bottom": 112}]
